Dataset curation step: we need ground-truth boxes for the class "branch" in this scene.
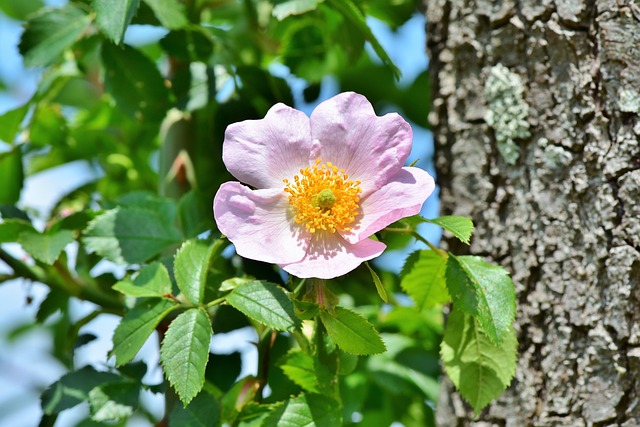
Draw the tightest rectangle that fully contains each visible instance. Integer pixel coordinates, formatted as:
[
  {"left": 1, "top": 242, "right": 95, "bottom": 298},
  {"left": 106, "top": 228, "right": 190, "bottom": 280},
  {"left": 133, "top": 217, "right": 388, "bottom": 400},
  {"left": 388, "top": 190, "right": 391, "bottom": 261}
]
[{"left": 0, "top": 247, "right": 123, "bottom": 313}]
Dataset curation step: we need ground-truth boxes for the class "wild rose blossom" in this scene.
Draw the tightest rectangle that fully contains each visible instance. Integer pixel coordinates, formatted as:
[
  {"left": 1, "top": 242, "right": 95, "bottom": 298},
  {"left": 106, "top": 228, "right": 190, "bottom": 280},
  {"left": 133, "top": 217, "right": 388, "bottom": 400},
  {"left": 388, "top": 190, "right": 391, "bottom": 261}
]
[{"left": 213, "top": 92, "right": 434, "bottom": 279}]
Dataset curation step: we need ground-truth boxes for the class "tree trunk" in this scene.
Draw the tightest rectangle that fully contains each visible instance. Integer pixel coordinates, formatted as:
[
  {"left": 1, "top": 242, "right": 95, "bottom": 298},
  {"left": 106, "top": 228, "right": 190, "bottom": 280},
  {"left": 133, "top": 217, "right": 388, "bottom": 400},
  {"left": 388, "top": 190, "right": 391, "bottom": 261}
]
[{"left": 426, "top": 1, "right": 640, "bottom": 425}]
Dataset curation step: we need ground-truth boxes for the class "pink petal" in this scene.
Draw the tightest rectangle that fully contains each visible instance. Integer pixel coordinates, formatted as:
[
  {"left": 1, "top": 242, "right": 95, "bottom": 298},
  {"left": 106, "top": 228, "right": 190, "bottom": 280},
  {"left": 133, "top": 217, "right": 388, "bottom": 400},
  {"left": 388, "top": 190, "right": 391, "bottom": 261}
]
[
  {"left": 281, "top": 233, "right": 386, "bottom": 279},
  {"left": 223, "top": 104, "right": 315, "bottom": 189},
  {"left": 341, "top": 167, "right": 435, "bottom": 244},
  {"left": 310, "top": 92, "right": 412, "bottom": 196},
  {"left": 213, "top": 182, "right": 309, "bottom": 264}
]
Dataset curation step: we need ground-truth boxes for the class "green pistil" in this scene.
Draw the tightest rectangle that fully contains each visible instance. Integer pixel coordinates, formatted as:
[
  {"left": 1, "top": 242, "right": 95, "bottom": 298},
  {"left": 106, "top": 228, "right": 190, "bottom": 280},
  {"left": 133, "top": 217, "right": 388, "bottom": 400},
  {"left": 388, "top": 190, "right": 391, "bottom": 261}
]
[{"left": 314, "top": 189, "right": 336, "bottom": 209}]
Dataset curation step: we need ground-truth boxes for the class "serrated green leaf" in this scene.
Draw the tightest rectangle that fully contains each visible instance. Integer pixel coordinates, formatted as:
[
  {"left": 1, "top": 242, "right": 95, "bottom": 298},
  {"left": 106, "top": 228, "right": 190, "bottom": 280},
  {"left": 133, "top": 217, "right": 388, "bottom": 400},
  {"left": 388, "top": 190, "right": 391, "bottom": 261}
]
[
  {"left": 174, "top": 239, "right": 214, "bottom": 305},
  {"left": 425, "top": 216, "right": 474, "bottom": 244},
  {"left": 83, "top": 207, "right": 182, "bottom": 264},
  {"left": 263, "top": 393, "right": 341, "bottom": 427},
  {"left": 113, "top": 263, "right": 172, "bottom": 297},
  {"left": 365, "top": 261, "right": 388, "bottom": 303},
  {"left": 88, "top": 381, "right": 139, "bottom": 422},
  {"left": 93, "top": 0, "right": 140, "bottom": 44},
  {"left": 293, "top": 299, "right": 319, "bottom": 320},
  {"left": 440, "top": 308, "right": 517, "bottom": 412},
  {"left": 400, "top": 250, "right": 450, "bottom": 310},
  {"left": 279, "top": 350, "right": 319, "bottom": 393},
  {"left": 272, "top": 0, "right": 324, "bottom": 20},
  {"left": 117, "top": 192, "right": 178, "bottom": 224},
  {"left": 111, "top": 298, "right": 179, "bottom": 366},
  {"left": 446, "top": 255, "right": 516, "bottom": 345},
  {"left": 0, "top": 149, "right": 23, "bottom": 205},
  {"left": 41, "top": 366, "right": 121, "bottom": 415},
  {"left": 18, "top": 229, "right": 73, "bottom": 264},
  {"left": 19, "top": 5, "right": 92, "bottom": 67},
  {"left": 0, "top": 103, "right": 29, "bottom": 144},
  {"left": 161, "top": 308, "right": 212, "bottom": 406},
  {"left": 169, "top": 391, "right": 221, "bottom": 427},
  {"left": 0, "top": 219, "right": 35, "bottom": 243},
  {"left": 220, "top": 277, "right": 254, "bottom": 292},
  {"left": 226, "top": 281, "right": 300, "bottom": 332},
  {"left": 319, "top": 306, "right": 385, "bottom": 355},
  {"left": 326, "top": 0, "right": 401, "bottom": 80},
  {"left": 101, "top": 43, "right": 170, "bottom": 122},
  {"left": 142, "top": 0, "right": 188, "bottom": 29}
]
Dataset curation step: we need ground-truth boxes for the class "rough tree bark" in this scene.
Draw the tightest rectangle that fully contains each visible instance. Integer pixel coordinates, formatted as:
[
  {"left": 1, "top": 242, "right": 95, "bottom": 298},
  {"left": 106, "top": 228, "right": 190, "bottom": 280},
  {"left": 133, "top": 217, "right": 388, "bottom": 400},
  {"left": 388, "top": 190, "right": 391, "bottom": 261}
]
[{"left": 426, "top": 1, "right": 640, "bottom": 425}]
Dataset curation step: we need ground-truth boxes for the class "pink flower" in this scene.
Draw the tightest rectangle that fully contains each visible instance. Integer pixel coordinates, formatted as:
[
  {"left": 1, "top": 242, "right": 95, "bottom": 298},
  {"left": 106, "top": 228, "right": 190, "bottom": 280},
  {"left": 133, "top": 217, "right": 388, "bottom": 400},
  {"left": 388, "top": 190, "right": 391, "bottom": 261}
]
[{"left": 213, "top": 92, "right": 435, "bottom": 279}]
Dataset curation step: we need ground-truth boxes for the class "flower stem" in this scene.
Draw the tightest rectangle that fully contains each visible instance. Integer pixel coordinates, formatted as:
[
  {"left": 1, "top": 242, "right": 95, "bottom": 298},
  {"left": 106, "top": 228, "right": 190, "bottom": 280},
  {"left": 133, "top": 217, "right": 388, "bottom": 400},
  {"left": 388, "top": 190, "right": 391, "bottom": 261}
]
[
  {"left": 205, "top": 296, "right": 226, "bottom": 309},
  {"left": 382, "top": 227, "right": 447, "bottom": 256},
  {"left": 255, "top": 328, "right": 275, "bottom": 403}
]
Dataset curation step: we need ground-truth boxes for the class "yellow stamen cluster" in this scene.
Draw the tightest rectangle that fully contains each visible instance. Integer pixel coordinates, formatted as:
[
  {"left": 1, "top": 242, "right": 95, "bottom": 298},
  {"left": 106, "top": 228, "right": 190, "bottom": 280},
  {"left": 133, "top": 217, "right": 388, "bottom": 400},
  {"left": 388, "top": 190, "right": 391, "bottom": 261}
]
[{"left": 283, "top": 159, "right": 362, "bottom": 233}]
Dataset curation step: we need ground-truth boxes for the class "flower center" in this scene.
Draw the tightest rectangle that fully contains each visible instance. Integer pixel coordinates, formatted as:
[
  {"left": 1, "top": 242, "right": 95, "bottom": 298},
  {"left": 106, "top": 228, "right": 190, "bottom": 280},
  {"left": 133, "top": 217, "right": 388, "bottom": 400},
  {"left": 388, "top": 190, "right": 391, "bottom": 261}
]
[{"left": 283, "top": 159, "right": 361, "bottom": 233}]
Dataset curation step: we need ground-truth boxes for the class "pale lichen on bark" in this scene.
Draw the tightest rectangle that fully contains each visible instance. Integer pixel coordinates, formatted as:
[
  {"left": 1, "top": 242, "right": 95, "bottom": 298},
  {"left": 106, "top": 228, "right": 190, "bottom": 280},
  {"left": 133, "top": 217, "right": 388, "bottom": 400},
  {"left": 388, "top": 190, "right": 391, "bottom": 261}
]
[
  {"left": 427, "top": 0, "right": 640, "bottom": 425},
  {"left": 484, "top": 64, "right": 531, "bottom": 164}
]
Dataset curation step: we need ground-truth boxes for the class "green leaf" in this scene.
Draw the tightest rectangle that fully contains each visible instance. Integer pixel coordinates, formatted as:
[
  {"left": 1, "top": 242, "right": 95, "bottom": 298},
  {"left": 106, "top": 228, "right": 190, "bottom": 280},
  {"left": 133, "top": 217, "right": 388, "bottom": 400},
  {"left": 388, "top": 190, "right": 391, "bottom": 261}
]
[
  {"left": 0, "top": 103, "right": 29, "bottom": 144},
  {"left": 36, "top": 289, "right": 68, "bottom": 323},
  {"left": 263, "top": 393, "right": 341, "bottom": 427},
  {"left": 319, "top": 306, "right": 386, "bottom": 355},
  {"left": 93, "top": 0, "right": 140, "bottom": 44},
  {"left": 220, "top": 277, "right": 254, "bottom": 292},
  {"left": 440, "top": 308, "right": 517, "bottom": 413},
  {"left": 446, "top": 255, "right": 516, "bottom": 345},
  {"left": 272, "top": 0, "right": 324, "bottom": 20},
  {"left": 111, "top": 298, "right": 179, "bottom": 366},
  {"left": 112, "top": 263, "right": 172, "bottom": 298},
  {"left": 0, "top": 149, "right": 23, "bottom": 205},
  {"left": 425, "top": 216, "right": 474, "bottom": 245},
  {"left": 161, "top": 308, "right": 212, "bottom": 406},
  {"left": 88, "top": 381, "right": 139, "bottom": 422},
  {"left": 293, "top": 299, "right": 319, "bottom": 320},
  {"left": 142, "top": 0, "right": 188, "bottom": 29},
  {"left": 177, "top": 190, "right": 215, "bottom": 238},
  {"left": 0, "top": 219, "right": 34, "bottom": 243},
  {"left": 365, "top": 261, "right": 388, "bottom": 303},
  {"left": 101, "top": 43, "right": 171, "bottom": 122},
  {"left": 0, "top": 0, "right": 43, "bottom": 20},
  {"left": 326, "top": 0, "right": 401, "bottom": 80},
  {"left": 18, "top": 229, "right": 73, "bottom": 264},
  {"left": 400, "top": 250, "right": 450, "bottom": 310},
  {"left": 367, "top": 335, "right": 440, "bottom": 401},
  {"left": 237, "top": 403, "right": 272, "bottom": 427},
  {"left": 226, "top": 281, "right": 300, "bottom": 332},
  {"left": 118, "top": 192, "right": 178, "bottom": 224},
  {"left": 41, "top": 366, "right": 121, "bottom": 415},
  {"left": 220, "top": 376, "right": 260, "bottom": 424},
  {"left": 313, "top": 323, "right": 339, "bottom": 398},
  {"left": 174, "top": 239, "right": 215, "bottom": 305},
  {"left": 19, "top": 4, "right": 92, "bottom": 67},
  {"left": 29, "top": 103, "right": 68, "bottom": 148},
  {"left": 169, "top": 391, "right": 221, "bottom": 427},
  {"left": 0, "top": 205, "right": 29, "bottom": 221},
  {"left": 279, "top": 349, "right": 319, "bottom": 393},
  {"left": 83, "top": 207, "right": 182, "bottom": 264}
]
